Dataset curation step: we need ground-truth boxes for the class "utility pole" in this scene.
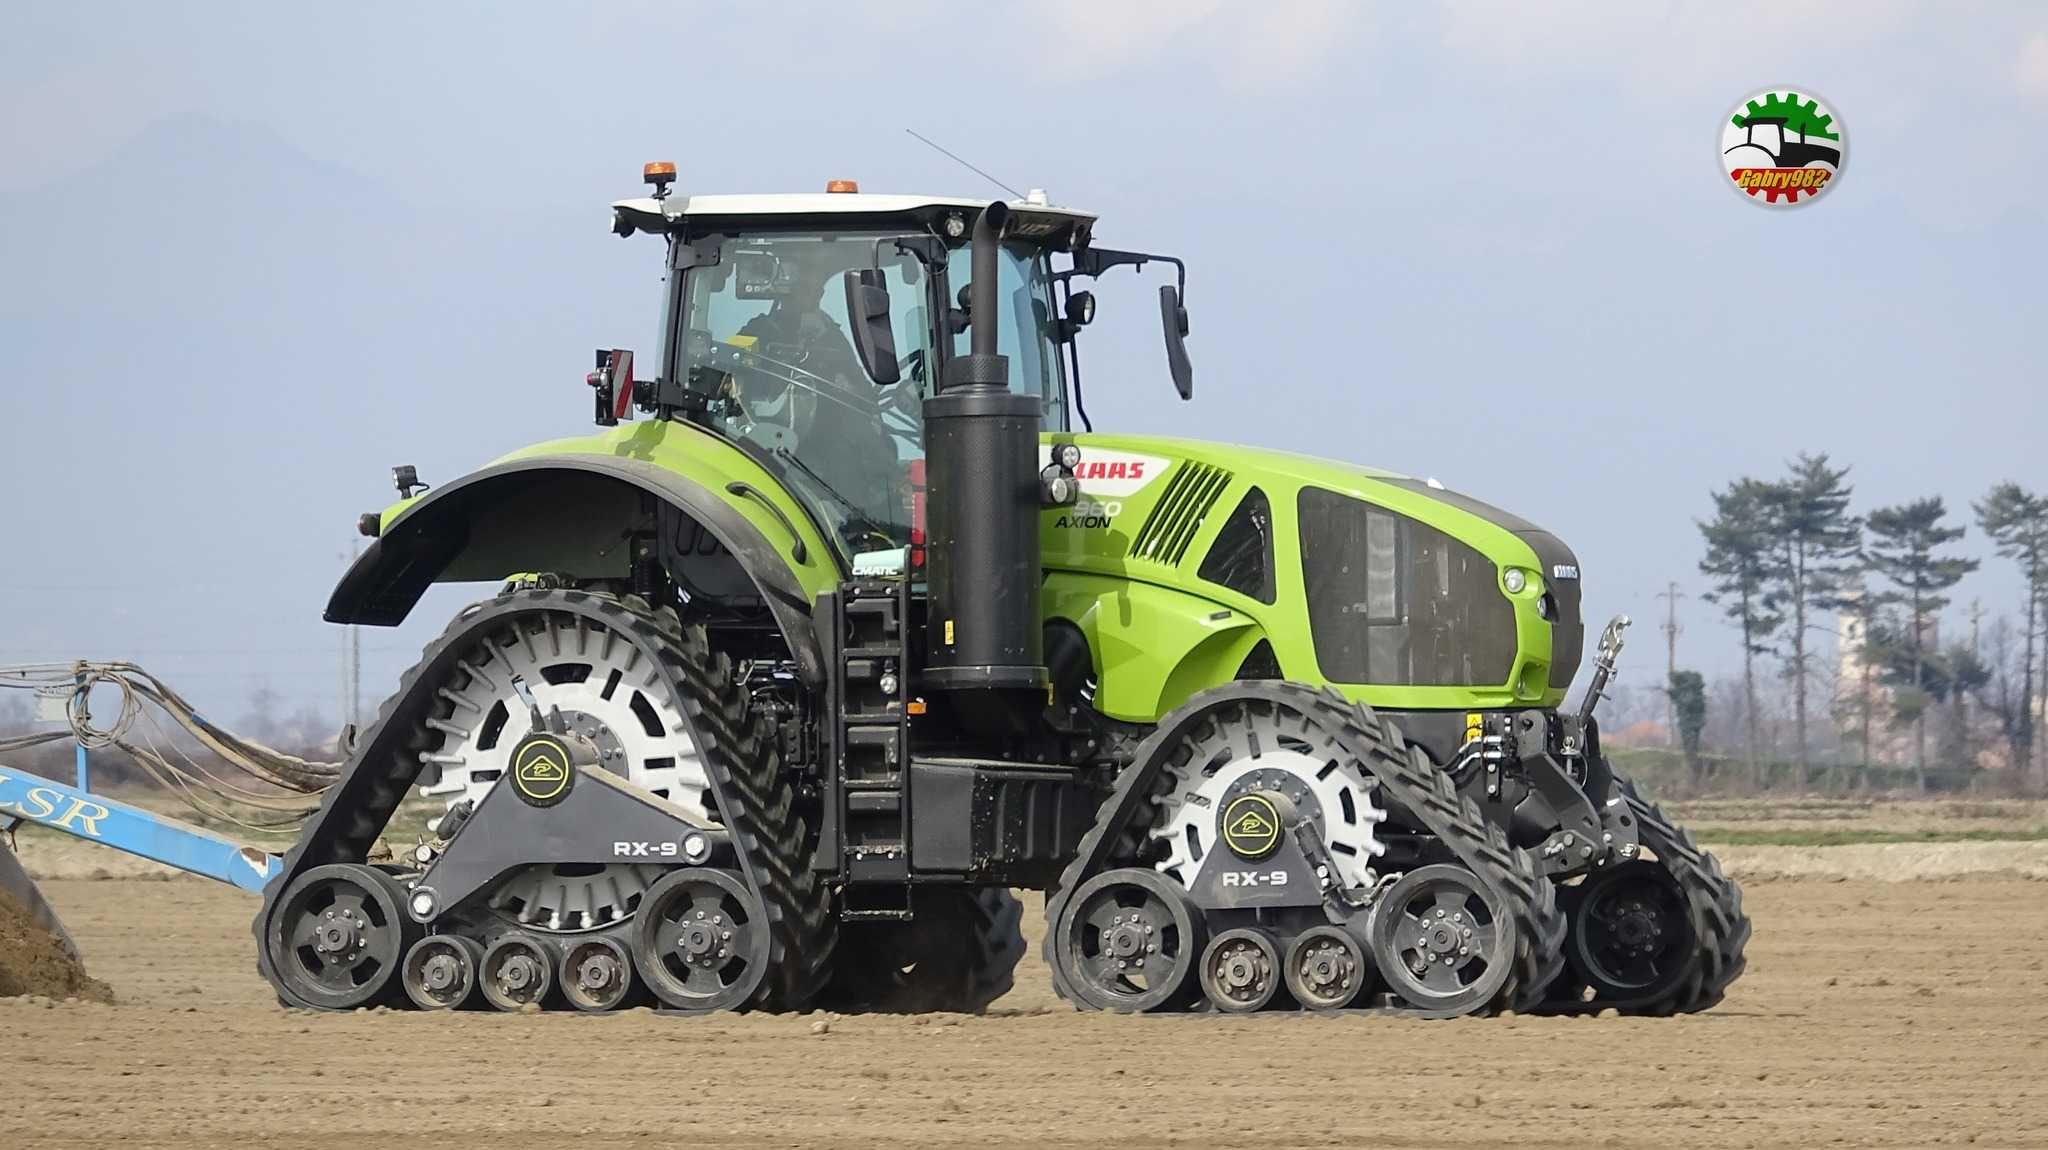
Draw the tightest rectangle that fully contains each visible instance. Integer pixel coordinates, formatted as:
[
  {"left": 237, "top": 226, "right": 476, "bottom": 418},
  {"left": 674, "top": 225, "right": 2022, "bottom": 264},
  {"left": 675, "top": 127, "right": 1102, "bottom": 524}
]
[{"left": 1656, "top": 582, "right": 1685, "bottom": 747}]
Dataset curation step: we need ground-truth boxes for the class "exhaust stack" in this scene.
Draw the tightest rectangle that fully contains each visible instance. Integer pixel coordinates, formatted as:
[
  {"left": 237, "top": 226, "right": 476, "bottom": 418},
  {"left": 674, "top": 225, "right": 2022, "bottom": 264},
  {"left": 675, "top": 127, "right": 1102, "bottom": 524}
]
[{"left": 922, "top": 201, "right": 1047, "bottom": 692}]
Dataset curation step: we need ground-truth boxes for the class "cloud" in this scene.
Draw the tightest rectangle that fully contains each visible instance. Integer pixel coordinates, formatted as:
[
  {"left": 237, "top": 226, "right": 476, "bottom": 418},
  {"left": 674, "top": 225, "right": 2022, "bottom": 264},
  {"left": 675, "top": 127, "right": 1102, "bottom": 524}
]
[
  {"left": 1043, "top": 0, "right": 1364, "bottom": 86},
  {"left": 2019, "top": 32, "right": 2048, "bottom": 101}
]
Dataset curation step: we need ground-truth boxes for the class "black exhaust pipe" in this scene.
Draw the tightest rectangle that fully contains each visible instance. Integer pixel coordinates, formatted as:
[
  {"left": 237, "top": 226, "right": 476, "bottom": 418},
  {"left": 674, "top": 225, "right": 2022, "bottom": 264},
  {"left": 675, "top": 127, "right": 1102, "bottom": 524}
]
[{"left": 923, "top": 201, "right": 1047, "bottom": 692}]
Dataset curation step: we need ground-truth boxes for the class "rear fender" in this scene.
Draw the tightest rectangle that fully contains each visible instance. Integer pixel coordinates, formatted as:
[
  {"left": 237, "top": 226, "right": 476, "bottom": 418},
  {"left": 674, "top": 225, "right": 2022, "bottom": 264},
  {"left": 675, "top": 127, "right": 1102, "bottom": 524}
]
[{"left": 326, "top": 453, "right": 832, "bottom": 683}]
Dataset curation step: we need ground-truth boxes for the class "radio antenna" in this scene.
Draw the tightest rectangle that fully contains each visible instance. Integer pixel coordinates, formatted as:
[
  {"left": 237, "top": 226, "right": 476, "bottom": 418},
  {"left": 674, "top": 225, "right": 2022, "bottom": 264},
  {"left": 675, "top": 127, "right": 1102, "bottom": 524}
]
[{"left": 905, "top": 128, "right": 1026, "bottom": 201}]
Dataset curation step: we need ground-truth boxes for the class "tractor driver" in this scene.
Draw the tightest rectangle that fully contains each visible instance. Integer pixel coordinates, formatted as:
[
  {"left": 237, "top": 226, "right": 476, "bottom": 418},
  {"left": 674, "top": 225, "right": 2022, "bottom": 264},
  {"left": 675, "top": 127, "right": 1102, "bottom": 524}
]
[{"left": 728, "top": 246, "right": 910, "bottom": 550}]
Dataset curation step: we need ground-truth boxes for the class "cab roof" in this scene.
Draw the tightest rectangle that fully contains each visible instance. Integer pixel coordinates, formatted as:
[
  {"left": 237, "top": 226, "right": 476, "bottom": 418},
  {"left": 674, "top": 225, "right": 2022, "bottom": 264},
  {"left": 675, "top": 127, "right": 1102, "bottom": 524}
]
[{"left": 610, "top": 191, "right": 1098, "bottom": 247}]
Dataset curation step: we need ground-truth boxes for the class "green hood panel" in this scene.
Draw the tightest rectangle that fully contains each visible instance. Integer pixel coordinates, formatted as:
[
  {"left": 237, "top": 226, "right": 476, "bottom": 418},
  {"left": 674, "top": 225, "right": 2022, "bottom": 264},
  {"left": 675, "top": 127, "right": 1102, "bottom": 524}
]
[{"left": 1040, "top": 432, "right": 1579, "bottom": 712}]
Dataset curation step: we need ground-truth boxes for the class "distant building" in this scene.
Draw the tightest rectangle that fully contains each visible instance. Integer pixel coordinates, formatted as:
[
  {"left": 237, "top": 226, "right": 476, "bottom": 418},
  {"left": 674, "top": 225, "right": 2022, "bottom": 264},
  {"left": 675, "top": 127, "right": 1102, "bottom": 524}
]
[{"left": 1832, "top": 586, "right": 1935, "bottom": 767}]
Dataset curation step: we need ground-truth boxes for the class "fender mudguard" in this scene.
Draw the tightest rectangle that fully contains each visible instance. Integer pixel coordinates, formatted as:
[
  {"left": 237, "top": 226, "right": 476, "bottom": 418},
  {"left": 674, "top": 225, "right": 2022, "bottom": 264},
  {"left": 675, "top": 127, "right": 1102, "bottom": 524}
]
[{"left": 325, "top": 453, "right": 828, "bottom": 683}]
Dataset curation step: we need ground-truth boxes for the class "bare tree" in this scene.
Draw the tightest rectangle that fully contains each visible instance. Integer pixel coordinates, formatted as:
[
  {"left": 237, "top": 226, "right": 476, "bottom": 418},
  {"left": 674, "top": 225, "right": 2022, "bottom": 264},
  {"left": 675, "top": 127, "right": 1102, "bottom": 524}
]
[
  {"left": 1760, "top": 454, "right": 1861, "bottom": 788},
  {"left": 1700, "top": 479, "right": 1782, "bottom": 785}
]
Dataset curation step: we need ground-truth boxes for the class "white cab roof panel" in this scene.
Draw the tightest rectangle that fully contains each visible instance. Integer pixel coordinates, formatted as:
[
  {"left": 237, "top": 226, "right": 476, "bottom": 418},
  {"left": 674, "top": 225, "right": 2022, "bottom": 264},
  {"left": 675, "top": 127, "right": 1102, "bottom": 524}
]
[{"left": 611, "top": 192, "right": 1096, "bottom": 238}]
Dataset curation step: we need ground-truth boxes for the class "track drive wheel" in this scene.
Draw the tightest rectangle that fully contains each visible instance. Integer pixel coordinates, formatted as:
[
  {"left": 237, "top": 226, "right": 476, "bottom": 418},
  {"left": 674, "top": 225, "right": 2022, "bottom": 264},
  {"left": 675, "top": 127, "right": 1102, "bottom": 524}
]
[
  {"left": 1371, "top": 863, "right": 1519, "bottom": 1016},
  {"left": 822, "top": 888, "right": 1027, "bottom": 1013},
  {"left": 1055, "top": 868, "right": 1204, "bottom": 1012},
  {"left": 1284, "top": 925, "right": 1371, "bottom": 1011},
  {"left": 634, "top": 868, "right": 771, "bottom": 1011},
  {"left": 401, "top": 935, "right": 483, "bottom": 1010},
  {"left": 1199, "top": 928, "right": 1283, "bottom": 1013},
  {"left": 268, "top": 864, "right": 419, "bottom": 1010}
]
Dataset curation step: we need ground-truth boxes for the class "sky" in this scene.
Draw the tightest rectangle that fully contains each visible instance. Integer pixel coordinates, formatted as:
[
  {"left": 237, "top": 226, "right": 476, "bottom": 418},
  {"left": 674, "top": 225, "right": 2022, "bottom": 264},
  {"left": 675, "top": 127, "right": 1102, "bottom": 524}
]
[{"left": 2, "top": 1, "right": 2045, "bottom": 726}]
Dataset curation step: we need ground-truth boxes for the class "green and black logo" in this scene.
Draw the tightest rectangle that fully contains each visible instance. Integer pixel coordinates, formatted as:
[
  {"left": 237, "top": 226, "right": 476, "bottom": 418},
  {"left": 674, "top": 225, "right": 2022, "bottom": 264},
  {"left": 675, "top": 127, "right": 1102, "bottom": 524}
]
[
  {"left": 1721, "top": 88, "right": 1846, "bottom": 207},
  {"left": 510, "top": 736, "right": 574, "bottom": 806},
  {"left": 1220, "top": 793, "right": 1281, "bottom": 861}
]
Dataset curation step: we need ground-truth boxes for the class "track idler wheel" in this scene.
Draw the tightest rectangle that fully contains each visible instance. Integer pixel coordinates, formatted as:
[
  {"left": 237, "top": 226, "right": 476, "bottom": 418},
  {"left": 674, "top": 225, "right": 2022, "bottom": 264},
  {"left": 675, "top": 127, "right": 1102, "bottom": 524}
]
[
  {"left": 401, "top": 935, "right": 483, "bottom": 1010},
  {"left": 1199, "top": 928, "right": 1282, "bottom": 1013},
  {"left": 1371, "top": 863, "right": 1520, "bottom": 1015},
  {"left": 1055, "top": 867, "right": 1204, "bottom": 1012},
  {"left": 634, "top": 868, "right": 770, "bottom": 1012},
  {"left": 1562, "top": 860, "right": 1699, "bottom": 1008},
  {"left": 1284, "top": 926, "right": 1371, "bottom": 1011},
  {"left": 268, "top": 864, "right": 419, "bottom": 1010},
  {"left": 561, "top": 936, "right": 636, "bottom": 1012},
  {"left": 481, "top": 934, "right": 555, "bottom": 1011}
]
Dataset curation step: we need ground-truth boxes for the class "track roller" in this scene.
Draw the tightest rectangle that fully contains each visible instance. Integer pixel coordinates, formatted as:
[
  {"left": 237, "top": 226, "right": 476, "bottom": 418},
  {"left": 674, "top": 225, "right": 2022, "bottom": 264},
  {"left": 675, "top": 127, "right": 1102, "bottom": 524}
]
[
  {"left": 1054, "top": 867, "right": 1203, "bottom": 1013},
  {"left": 1371, "top": 863, "right": 1519, "bottom": 1015},
  {"left": 402, "top": 935, "right": 483, "bottom": 1010},
  {"left": 560, "top": 936, "right": 636, "bottom": 1012},
  {"left": 267, "top": 864, "right": 419, "bottom": 1010},
  {"left": 481, "top": 934, "right": 554, "bottom": 1011},
  {"left": 1284, "top": 926, "right": 1370, "bottom": 1011},
  {"left": 1198, "top": 928, "right": 1282, "bottom": 1013},
  {"left": 634, "top": 868, "right": 769, "bottom": 1011}
]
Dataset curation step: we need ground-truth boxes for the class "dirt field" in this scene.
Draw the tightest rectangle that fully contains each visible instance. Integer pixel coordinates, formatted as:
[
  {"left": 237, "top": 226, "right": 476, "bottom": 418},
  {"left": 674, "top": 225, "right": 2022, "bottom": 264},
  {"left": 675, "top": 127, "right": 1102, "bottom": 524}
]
[{"left": 4, "top": 864, "right": 2047, "bottom": 1150}]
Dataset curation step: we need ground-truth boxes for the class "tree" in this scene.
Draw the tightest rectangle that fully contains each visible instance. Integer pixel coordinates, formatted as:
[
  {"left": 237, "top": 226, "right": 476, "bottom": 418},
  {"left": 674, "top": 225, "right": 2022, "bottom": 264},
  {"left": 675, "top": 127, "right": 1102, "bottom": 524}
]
[
  {"left": 1864, "top": 497, "right": 1979, "bottom": 788},
  {"left": 1668, "top": 669, "right": 1708, "bottom": 785},
  {"left": 1976, "top": 483, "right": 2048, "bottom": 782},
  {"left": 1759, "top": 454, "right": 1861, "bottom": 787},
  {"left": 1699, "top": 478, "right": 1782, "bottom": 785}
]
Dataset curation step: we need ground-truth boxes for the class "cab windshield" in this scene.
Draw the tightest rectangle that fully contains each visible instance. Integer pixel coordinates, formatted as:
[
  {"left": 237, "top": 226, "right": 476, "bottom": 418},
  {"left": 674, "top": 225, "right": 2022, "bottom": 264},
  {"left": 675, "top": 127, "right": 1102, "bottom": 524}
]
[
  {"left": 670, "top": 230, "right": 1065, "bottom": 563},
  {"left": 947, "top": 242, "right": 1067, "bottom": 430}
]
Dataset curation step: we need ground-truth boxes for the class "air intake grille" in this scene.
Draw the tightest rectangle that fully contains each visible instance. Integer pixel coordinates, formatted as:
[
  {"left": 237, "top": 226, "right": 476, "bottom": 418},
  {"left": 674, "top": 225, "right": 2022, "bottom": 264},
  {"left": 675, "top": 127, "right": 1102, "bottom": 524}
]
[{"left": 1128, "top": 463, "right": 1232, "bottom": 565}]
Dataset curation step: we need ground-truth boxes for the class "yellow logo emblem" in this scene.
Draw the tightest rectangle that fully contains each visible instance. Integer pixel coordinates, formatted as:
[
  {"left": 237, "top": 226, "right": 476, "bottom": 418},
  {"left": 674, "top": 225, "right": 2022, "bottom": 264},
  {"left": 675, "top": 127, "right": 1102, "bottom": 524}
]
[
  {"left": 512, "top": 739, "right": 572, "bottom": 803},
  {"left": 1221, "top": 793, "right": 1281, "bottom": 860}
]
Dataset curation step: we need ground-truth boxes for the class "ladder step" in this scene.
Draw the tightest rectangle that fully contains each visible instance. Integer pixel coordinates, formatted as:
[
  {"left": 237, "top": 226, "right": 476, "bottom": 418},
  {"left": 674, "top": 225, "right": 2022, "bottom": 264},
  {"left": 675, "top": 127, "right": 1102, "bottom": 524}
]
[{"left": 847, "top": 792, "right": 901, "bottom": 813}]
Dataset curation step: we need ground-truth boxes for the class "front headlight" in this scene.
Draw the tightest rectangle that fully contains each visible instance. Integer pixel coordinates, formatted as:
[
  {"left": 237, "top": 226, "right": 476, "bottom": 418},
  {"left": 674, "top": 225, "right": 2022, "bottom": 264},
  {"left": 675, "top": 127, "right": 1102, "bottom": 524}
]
[{"left": 1502, "top": 567, "right": 1527, "bottom": 595}]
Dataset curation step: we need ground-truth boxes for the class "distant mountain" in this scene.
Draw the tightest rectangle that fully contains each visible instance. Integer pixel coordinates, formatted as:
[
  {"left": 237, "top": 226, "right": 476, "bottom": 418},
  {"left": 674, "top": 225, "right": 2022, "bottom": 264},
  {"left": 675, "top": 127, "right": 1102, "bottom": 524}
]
[{"left": 0, "top": 114, "right": 657, "bottom": 712}]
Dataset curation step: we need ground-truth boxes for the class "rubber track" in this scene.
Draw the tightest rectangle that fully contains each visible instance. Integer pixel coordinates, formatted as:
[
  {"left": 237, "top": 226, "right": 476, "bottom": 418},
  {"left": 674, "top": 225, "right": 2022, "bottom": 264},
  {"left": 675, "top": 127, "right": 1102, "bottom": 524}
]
[
  {"left": 1618, "top": 775, "right": 1749, "bottom": 1014},
  {"left": 1043, "top": 683, "right": 1564, "bottom": 1016},
  {"left": 628, "top": 597, "right": 836, "bottom": 1009},
  {"left": 960, "top": 889, "right": 1028, "bottom": 1013},
  {"left": 256, "top": 589, "right": 833, "bottom": 1011}
]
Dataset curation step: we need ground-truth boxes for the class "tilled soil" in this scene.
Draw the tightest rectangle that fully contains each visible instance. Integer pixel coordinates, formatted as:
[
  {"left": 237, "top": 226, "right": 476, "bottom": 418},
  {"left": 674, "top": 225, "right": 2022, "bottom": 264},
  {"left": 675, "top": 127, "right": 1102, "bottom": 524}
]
[{"left": 3, "top": 874, "right": 2047, "bottom": 1149}]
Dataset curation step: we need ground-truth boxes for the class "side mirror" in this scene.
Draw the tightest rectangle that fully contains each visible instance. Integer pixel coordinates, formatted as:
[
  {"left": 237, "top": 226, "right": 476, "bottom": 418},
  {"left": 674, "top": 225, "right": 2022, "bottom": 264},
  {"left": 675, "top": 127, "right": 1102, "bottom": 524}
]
[
  {"left": 843, "top": 269, "right": 901, "bottom": 386},
  {"left": 1159, "top": 284, "right": 1193, "bottom": 400}
]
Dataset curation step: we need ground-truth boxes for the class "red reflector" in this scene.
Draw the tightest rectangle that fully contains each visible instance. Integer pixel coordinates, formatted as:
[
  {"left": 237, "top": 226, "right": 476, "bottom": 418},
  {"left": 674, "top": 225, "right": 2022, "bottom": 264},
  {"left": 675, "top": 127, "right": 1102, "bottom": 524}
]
[{"left": 609, "top": 349, "right": 634, "bottom": 421}]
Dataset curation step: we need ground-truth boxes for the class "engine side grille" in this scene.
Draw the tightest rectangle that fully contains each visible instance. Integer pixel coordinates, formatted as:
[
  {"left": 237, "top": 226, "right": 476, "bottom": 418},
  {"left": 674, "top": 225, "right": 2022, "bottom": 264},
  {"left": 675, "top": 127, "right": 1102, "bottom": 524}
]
[{"left": 1128, "top": 462, "right": 1232, "bottom": 566}]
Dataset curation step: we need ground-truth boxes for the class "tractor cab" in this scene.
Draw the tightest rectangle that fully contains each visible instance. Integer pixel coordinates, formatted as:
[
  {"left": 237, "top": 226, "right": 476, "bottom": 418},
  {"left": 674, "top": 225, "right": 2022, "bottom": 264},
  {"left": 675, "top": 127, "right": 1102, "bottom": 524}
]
[{"left": 606, "top": 170, "right": 1192, "bottom": 565}]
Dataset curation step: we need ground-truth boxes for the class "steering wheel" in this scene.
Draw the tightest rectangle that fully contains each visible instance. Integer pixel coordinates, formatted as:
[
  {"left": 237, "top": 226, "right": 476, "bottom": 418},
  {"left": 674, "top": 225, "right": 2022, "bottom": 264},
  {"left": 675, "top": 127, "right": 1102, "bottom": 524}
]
[{"left": 703, "top": 339, "right": 880, "bottom": 421}]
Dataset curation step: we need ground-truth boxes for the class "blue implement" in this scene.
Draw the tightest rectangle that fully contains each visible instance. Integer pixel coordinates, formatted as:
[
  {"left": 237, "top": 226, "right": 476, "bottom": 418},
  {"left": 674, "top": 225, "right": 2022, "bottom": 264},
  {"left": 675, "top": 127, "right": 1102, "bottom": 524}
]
[{"left": 0, "top": 762, "right": 281, "bottom": 893}]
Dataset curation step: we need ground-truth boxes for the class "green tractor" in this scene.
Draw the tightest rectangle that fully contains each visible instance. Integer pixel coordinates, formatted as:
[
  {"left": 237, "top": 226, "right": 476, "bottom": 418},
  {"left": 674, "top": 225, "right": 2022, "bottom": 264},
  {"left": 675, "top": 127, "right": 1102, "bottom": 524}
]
[{"left": 256, "top": 168, "right": 1746, "bottom": 1017}]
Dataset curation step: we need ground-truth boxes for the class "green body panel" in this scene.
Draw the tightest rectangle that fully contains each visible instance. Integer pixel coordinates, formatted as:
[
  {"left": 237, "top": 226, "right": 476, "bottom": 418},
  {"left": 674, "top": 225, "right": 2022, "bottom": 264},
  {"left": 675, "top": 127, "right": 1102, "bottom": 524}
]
[
  {"left": 1042, "top": 574, "right": 1269, "bottom": 722},
  {"left": 369, "top": 418, "right": 1571, "bottom": 725},
  {"left": 1040, "top": 432, "right": 1570, "bottom": 718}
]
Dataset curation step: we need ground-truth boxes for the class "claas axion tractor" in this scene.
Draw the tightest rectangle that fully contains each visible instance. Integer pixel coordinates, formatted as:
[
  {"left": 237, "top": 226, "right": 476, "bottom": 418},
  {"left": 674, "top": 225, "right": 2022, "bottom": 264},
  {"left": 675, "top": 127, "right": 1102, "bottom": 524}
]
[{"left": 259, "top": 165, "right": 1747, "bottom": 1016}]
